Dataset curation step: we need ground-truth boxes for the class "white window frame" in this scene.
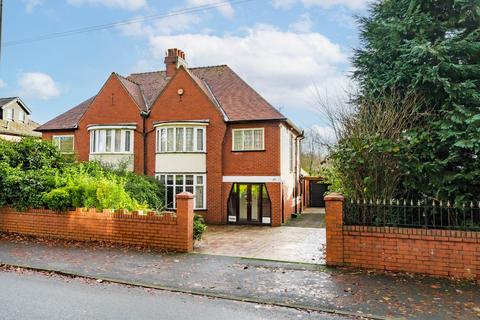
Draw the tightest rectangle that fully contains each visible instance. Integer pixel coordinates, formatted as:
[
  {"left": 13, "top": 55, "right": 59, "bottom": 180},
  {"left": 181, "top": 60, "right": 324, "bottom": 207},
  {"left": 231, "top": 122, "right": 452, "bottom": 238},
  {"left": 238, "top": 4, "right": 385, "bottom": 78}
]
[
  {"left": 52, "top": 135, "right": 75, "bottom": 154},
  {"left": 156, "top": 173, "right": 206, "bottom": 210},
  {"left": 5, "top": 108, "right": 13, "bottom": 121},
  {"left": 18, "top": 110, "right": 26, "bottom": 123},
  {"left": 89, "top": 129, "right": 134, "bottom": 154},
  {"left": 155, "top": 125, "right": 206, "bottom": 153},
  {"left": 232, "top": 128, "right": 265, "bottom": 151}
]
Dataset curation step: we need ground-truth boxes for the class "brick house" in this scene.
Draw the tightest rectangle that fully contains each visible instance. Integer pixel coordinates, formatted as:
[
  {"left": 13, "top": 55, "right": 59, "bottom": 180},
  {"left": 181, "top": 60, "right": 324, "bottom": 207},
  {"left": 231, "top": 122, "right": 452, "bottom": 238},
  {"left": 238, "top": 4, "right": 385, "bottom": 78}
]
[{"left": 36, "top": 49, "right": 303, "bottom": 226}]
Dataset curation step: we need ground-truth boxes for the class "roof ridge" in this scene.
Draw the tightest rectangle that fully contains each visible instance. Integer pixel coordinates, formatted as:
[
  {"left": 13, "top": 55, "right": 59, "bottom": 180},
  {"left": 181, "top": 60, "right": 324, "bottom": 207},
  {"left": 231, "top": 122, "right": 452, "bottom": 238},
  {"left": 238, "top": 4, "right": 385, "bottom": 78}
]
[
  {"left": 189, "top": 64, "right": 228, "bottom": 70},
  {"left": 129, "top": 65, "right": 228, "bottom": 76},
  {"left": 115, "top": 72, "right": 142, "bottom": 86},
  {"left": 129, "top": 70, "right": 165, "bottom": 76}
]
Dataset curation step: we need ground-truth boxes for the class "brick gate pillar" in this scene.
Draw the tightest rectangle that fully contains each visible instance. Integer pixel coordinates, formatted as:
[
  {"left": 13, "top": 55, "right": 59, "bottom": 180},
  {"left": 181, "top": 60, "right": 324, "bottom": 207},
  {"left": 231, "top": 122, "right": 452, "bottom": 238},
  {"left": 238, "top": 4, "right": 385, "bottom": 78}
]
[
  {"left": 176, "top": 192, "right": 194, "bottom": 252},
  {"left": 324, "top": 193, "right": 345, "bottom": 266}
]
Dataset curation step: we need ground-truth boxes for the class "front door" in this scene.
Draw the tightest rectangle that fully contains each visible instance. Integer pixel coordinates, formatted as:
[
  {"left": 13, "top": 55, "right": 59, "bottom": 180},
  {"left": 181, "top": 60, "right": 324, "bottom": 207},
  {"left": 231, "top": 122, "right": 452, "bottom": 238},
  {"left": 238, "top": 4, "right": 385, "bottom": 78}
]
[
  {"left": 228, "top": 183, "right": 271, "bottom": 225},
  {"left": 238, "top": 184, "right": 260, "bottom": 223}
]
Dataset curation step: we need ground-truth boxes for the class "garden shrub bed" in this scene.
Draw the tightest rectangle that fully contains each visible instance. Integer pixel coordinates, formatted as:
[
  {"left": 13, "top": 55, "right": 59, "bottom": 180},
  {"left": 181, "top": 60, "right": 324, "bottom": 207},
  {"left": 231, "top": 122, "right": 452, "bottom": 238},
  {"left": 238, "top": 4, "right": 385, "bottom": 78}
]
[{"left": 0, "top": 138, "right": 164, "bottom": 212}]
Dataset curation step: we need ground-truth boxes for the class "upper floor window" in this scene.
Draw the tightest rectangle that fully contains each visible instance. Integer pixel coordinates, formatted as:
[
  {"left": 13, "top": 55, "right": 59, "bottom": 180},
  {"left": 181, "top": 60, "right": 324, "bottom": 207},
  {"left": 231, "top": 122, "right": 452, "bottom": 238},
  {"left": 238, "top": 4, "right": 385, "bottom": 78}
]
[
  {"left": 90, "top": 129, "right": 133, "bottom": 154},
  {"left": 156, "top": 126, "right": 205, "bottom": 153},
  {"left": 5, "top": 108, "right": 13, "bottom": 121},
  {"left": 232, "top": 128, "right": 264, "bottom": 151},
  {"left": 18, "top": 110, "right": 26, "bottom": 123},
  {"left": 53, "top": 135, "right": 74, "bottom": 154}
]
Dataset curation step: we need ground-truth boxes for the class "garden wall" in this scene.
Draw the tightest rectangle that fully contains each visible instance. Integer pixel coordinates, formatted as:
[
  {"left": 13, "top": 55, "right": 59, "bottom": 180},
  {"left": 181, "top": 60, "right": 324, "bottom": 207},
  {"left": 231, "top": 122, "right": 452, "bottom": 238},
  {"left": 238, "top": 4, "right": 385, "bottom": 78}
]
[
  {"left": 0, "top": 192, "right": 194, "bottom": 252},
  {"left": 325, "top": 193, "right": 480, "bottom": 280}
]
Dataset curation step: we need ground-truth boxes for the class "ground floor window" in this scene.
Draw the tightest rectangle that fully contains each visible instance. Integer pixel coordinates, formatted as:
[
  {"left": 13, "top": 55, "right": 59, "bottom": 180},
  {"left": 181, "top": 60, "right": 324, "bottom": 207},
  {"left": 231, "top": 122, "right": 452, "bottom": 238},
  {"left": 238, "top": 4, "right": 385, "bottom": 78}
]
[
  {"left": 52, "top": 135, "right": 74, "bottom": 154},
  {"left": 156, "top": 173, "right": 206, "bottom": 210},
  {"left": 227, "top": 183, "right": 271, "bottom": 225}
]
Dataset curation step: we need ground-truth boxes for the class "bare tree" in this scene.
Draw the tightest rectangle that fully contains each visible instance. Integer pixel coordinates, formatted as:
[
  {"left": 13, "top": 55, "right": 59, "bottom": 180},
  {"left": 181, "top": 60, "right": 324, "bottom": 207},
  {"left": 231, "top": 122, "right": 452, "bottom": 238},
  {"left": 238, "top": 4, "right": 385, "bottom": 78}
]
[{"left": 312, "top": 86, "right": 426, "bottom": 200}]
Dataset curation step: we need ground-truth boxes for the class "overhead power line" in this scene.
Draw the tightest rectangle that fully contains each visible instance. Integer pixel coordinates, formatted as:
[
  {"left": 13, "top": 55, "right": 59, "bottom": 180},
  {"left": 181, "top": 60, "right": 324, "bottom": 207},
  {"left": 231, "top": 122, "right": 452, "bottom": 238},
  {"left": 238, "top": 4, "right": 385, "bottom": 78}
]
[{"left": 4, "top": 0, "right": 255, "bottom": 47}]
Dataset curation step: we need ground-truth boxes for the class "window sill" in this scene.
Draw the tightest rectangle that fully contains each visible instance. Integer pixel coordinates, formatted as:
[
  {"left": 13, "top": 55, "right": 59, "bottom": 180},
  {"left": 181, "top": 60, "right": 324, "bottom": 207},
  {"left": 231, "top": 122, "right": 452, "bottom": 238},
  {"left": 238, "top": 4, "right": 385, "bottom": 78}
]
[
  {"left": 231, "top": 149, "right": 266, "bottom": 153},
  {"left": 156, "top": 151, "right": 206, "bottom": 154},
  {"left": 90, "top": 152, "right": 134, "bottom": 155}
]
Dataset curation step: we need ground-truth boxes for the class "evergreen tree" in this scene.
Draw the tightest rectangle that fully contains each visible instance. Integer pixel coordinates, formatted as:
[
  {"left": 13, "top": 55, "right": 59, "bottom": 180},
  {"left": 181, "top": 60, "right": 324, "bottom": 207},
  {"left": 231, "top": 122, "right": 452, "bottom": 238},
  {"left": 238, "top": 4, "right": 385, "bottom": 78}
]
[{"left": 352, "top": 0, "right": 480, "bottom": 201}]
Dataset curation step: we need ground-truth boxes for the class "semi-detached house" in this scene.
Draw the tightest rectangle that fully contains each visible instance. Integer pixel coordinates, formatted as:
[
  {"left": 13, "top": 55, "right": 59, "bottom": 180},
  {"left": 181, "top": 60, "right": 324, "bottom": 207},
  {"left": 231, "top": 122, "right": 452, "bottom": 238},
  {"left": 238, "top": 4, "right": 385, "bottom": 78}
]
[{"left": 36, "top": 49, "right": 303, "bottom": 226}]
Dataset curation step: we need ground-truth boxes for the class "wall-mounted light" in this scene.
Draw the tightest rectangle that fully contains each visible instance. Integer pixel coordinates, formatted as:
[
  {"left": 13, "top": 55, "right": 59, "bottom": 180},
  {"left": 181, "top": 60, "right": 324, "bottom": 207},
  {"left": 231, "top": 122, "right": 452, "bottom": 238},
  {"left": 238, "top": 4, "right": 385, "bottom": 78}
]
[{"left": 177, "top": 88, "right": 184, "bottom": 96}]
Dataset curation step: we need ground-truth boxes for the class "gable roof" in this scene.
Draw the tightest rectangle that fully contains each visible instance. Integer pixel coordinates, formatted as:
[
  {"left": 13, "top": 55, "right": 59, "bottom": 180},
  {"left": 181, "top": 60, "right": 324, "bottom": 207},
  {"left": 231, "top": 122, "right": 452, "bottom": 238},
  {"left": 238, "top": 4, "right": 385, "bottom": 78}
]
[
  {"left": 0, "top": 97, "right": 32, "bottom": 114},
  {"left": 115, "top": 73, "right": 148, "bottom": 112},
  {"left": 36, "top": 96, "right": 95, "bottom": 131},
  {"left": 37, "top": 65, "right": 292, "bottom": 131}
]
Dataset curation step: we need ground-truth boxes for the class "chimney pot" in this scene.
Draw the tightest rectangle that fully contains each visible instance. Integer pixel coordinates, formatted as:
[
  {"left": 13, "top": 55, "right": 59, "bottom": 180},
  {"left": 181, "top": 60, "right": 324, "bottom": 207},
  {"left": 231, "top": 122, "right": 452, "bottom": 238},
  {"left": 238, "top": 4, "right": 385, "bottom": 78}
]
[{"left": 164, "top": 48, "right": 188, "bottom": 77}]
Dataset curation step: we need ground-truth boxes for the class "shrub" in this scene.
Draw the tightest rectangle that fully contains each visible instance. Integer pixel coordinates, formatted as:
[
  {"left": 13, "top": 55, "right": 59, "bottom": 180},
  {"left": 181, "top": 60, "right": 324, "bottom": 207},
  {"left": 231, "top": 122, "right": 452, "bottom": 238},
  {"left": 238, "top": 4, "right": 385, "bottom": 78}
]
[
  {"left": 42, "top": 188, "right": 71, "bottom": 211},
  {"left": 0, "top": 140, "right": 163, "bottom": 212},
  {"left": 193, "top": 214, "right": 207, "bottom": 241},
  {"left": 0, "top": 164, "right": 57, "bottom": 210},
  {"left": 123, "top": 173, "right": 165, "bottom": 211},
  {"left": 0, "top": 138, "right": 67, "bottom": 170}
]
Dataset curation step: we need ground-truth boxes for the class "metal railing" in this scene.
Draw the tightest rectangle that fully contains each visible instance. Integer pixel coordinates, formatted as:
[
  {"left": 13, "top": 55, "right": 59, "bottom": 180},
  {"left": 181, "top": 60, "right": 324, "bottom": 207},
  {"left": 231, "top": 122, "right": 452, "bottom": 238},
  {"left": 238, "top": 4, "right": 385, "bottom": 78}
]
[{"left": 344, "top": 199, "right": 480, "bottom": 231}]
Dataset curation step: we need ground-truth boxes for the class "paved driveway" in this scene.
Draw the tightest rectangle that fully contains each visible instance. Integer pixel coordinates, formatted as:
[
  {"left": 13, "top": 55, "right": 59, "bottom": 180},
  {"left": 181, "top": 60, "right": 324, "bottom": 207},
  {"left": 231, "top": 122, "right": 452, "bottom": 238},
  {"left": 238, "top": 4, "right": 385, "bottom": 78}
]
[{"left": 195, "top": 208, "right": 325, "bottom": 264}]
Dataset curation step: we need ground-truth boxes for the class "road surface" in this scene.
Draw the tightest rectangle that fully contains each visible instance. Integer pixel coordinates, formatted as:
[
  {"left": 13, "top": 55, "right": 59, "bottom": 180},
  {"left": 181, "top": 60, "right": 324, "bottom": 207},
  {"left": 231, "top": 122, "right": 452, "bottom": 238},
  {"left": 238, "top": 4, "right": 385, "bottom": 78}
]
[{"left": 0, "top": 268, "right": 351, "bottom": 320}]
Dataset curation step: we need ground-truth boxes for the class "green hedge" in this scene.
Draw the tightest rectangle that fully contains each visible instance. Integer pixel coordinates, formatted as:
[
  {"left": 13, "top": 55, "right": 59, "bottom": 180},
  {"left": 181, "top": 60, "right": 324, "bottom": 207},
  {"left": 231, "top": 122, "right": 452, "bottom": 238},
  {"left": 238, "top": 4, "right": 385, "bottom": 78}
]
[{"left": 0, "top": 138, "right": 164, "bottom": 212}]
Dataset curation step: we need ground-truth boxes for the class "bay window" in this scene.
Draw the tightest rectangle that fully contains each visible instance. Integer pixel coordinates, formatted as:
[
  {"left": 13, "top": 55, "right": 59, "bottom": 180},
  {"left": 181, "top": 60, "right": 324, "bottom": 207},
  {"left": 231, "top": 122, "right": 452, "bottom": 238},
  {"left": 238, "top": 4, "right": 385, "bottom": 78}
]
[
  {"left": 90, "top": 128, "right": 134, "bottom": 153},
  {"left": 156, "top": 173, "right": 206, "bottom": 210},
  {"left": 232, "top": 128, "right": 264, "bottom": 151},
  {"left": 156, "top": 126, "right": 206, "bottom": 153}
]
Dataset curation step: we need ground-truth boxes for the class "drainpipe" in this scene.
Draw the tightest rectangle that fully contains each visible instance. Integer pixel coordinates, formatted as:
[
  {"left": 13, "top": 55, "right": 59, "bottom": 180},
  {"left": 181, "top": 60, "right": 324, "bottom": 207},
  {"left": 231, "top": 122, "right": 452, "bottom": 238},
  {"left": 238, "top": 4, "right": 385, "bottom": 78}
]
[{"left": 141, "top": 111, "right": 150, "bottom": 175}]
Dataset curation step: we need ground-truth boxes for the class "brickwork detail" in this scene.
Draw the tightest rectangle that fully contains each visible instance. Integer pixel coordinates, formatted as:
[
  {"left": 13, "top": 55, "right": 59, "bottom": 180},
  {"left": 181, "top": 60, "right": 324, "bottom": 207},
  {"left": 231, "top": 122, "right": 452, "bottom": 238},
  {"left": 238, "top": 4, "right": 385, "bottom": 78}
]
[
  {"left": 325, "top": 194, "right": 480, "bottom": 279},
  {"left": 0, "top": 193, "right": 194, "bottom": 252}
]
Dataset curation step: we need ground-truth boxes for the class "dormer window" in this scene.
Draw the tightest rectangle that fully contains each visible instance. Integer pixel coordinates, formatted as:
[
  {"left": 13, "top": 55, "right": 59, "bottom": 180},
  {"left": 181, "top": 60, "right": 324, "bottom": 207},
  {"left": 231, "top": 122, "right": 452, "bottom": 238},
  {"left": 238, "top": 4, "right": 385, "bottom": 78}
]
[{"left": 155, "top": 123, "right": 207, "bottom": 153}]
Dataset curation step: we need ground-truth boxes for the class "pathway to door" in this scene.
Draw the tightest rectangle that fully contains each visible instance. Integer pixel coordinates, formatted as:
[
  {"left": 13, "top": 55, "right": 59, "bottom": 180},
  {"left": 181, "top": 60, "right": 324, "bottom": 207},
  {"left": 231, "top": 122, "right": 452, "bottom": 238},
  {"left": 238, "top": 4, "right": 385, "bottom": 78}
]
[{"left": 195, "top": 207, "right": 325, "bottom": 264}]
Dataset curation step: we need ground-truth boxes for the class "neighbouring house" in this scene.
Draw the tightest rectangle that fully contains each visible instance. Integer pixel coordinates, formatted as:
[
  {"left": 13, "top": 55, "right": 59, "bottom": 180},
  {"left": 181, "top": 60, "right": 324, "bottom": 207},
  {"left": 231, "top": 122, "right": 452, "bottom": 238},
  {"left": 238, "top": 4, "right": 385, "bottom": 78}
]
[
  {"left": 0, "top": 97, "right": 41, "bottom": 141},
  {"left": 36, "top": 48, "right": 303, "bottom": 226}
]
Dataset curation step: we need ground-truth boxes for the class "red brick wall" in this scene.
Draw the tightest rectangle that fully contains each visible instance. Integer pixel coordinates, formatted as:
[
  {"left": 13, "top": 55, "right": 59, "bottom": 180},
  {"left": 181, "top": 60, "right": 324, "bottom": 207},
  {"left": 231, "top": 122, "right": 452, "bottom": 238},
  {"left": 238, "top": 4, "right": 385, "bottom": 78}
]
[
  {"left": 223, "top": 122, "right": 280, "bottom": 176},
  {"left": 325, "top": 194, "right": 480, "bottom": 279},
  {"left": 0, "top": 193, "right": 194, "bottom": 252}
]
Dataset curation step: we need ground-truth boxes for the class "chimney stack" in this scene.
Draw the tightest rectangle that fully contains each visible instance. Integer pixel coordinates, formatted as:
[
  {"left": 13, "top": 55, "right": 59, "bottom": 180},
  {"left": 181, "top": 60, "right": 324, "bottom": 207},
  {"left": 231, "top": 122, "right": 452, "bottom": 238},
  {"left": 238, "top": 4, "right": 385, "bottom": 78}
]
[{"left": 165, "top": 48, "right": 188, "bottom": 77}]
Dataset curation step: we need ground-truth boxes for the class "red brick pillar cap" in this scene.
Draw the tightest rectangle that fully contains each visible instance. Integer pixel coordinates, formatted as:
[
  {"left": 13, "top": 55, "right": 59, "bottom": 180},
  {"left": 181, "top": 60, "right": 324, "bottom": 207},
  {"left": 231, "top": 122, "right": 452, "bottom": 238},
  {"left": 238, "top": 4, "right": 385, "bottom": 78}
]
[
  {"left": 176, "top": 192, "right": 194, "bottom": 199},
  {"left": 324, "top": 192, "right": 345, "bottom": 201}
]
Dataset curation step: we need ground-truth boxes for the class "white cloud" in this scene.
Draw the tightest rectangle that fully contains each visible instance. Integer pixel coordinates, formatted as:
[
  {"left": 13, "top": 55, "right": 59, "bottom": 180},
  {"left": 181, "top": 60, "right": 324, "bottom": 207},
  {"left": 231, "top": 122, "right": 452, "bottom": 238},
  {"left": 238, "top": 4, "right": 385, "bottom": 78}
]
[
  {"left": 18, "top": 72, "right": 60, "bottom": 100},
  {"left": 0, "top": 79, "right": 6, "bottom": 88},
  {"left": 186, "top": 0, "right": 235, "bottom": 18},
  {"left": 272, "top": 0, "right": 370, "bottom": 10},
  {"left": 66, "top": 0, "right": 147, "bottom": 10},
  {"left": 134, "top": 24, "right": 348, "bottom": 114},
  {"left": 117, "top": 13, "right": 200, "bottom": 36},
  {"left": 23, "top": 0, "right": 43, "bottom": 13},
  {"left": 289, "top": 13, "right": 313, "bottom": 33}
]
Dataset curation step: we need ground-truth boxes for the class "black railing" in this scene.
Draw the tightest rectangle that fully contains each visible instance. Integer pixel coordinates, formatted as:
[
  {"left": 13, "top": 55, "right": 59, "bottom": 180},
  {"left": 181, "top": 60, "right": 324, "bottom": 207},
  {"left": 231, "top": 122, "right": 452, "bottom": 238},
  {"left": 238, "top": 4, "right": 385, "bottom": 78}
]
[{"left": 344, "top": 199, "right": 480, "bottom": 231}]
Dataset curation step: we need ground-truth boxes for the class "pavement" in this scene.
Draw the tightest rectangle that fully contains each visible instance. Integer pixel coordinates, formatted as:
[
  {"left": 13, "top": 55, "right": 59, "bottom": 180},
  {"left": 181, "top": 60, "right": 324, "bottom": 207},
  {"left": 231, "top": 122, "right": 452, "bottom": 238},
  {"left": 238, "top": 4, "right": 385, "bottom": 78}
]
[
  {"left": 0, "top": 234, "right": 479, "bottom": 319},
  {"left": 195, "top": 207, "right": 326, "bottom": 264},
  {"left": 0, "top": 267, "right": 348, "bottom": 320}
]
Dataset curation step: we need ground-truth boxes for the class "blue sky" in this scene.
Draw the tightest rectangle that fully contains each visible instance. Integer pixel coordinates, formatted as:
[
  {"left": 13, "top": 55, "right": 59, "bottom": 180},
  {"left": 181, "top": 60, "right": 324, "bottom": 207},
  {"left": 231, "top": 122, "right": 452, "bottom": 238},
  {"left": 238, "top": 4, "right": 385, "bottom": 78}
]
[{"left": 1, "top": 0, "right": 369, "bottom": 131}]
